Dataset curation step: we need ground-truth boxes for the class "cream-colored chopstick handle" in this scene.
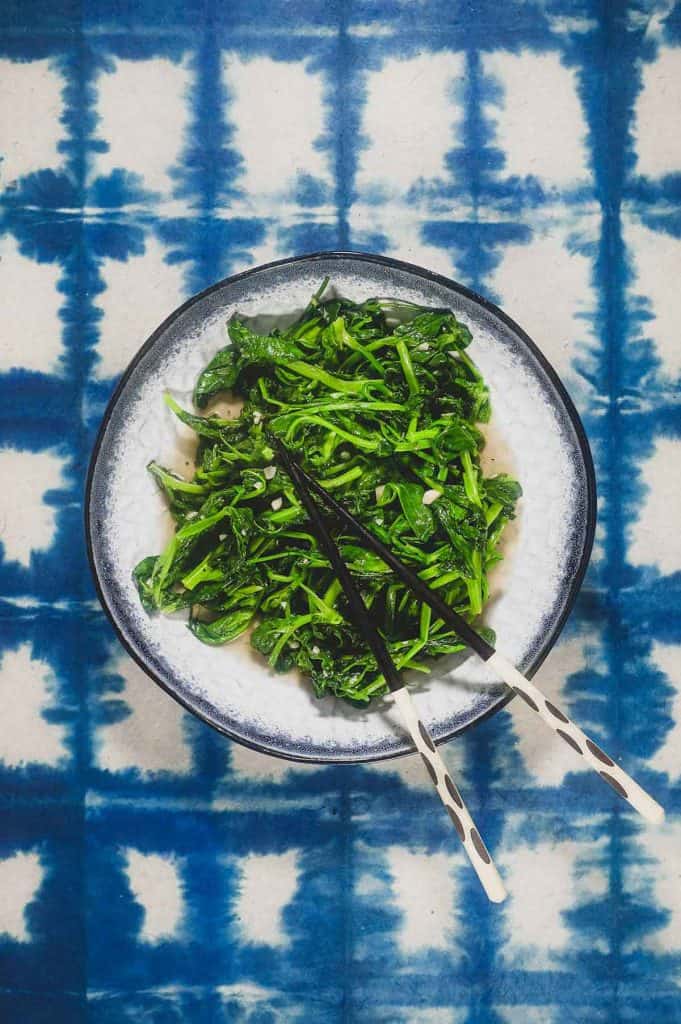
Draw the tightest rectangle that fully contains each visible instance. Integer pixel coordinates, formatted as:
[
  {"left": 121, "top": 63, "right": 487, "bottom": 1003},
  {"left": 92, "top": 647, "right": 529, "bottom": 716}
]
[
  {"left": 391, "top": 687, "right": 507, "bottom": 903},
  {"left": 488, "top": 652, "right": 664, "bottom": 824}
]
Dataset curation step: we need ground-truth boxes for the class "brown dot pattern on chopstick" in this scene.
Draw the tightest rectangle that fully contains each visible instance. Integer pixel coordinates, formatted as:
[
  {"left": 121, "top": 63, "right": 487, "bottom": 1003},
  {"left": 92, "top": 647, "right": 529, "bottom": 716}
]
[
  {"left": 513, "top": 687, "right": 539, "bottom": 712},
  {"left": 447, "top": 806, "right": 465, "bottom": 841},
  {"left": 545, "top": 700, "right": 569, "bottom": 723},
  {"left": 470, "top": 828, "right": 491, "bottom": 864},
  {"left": 586, "top": 739, "right": 615, "bottom": 767},
  {"left": 600, "top": 771, "right": 627, "bottom": 800},
  {"left": 556, "top": 729, "right": 582, "bottom": 755},
  {"left": 445, "top": 775, "right": 463, "bottom": 809},
  {"left": 420, "top": 753, "right": 437, "bottom": 786},
  {"left": 418, "top": 720, "right": 436, "bottom": 752}
]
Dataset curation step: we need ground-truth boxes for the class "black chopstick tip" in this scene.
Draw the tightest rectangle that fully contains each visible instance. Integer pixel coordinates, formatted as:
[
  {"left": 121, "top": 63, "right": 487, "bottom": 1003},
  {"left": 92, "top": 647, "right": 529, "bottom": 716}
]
[
  {"left": 266, "top": 433, "right": 298, "bottom": 479},
  {"left": 265, "top": 430, "right": 285, "bottom": 457}
]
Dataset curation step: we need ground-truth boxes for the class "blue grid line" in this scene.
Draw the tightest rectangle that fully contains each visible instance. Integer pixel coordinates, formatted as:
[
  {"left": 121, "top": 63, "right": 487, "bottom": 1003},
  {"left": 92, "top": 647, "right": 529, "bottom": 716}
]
[{"left": 1, "top": 1, "right": 681, "bottom": 1021}]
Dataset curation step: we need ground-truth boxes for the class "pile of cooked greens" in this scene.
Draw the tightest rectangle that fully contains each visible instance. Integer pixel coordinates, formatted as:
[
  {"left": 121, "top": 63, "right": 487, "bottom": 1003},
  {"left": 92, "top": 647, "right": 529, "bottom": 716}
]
[{"left": 134, "top": 281, "right": 521, "bottom": 703}]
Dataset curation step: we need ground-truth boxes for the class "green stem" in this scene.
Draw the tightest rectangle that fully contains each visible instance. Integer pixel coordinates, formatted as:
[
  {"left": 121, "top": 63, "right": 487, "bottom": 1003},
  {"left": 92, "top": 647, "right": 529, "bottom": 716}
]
[
  {"left": 396, "top": 339, "right": 419, "bottom": 397},
  {"left": 318, "top": 466, "right": 363, "bottom": 489}
]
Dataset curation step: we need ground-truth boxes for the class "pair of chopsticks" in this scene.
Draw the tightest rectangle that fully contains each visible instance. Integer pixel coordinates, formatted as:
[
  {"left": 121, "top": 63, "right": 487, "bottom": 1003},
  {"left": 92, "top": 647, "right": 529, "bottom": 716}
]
[{"left": 272, "top": 439, "right": 664, "bottom": 903}]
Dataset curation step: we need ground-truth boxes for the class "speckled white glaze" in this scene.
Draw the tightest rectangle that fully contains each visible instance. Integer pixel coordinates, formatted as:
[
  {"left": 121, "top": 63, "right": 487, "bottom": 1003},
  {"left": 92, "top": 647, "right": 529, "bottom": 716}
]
[{"left": 88, "top": 255, "right": 593, "bottom": 762}]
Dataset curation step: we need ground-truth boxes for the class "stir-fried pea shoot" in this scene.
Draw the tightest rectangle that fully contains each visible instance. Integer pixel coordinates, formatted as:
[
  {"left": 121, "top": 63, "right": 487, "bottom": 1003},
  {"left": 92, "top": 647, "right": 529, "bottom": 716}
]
[{"left": 134, "top": 281, "right": 521, "bottom": 703}]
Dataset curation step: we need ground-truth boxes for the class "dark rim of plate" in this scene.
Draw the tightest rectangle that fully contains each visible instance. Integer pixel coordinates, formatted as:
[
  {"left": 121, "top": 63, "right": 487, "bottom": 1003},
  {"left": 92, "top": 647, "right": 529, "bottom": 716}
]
[{"left": 84, "top": 250, "right": 597, "bottom": 764}]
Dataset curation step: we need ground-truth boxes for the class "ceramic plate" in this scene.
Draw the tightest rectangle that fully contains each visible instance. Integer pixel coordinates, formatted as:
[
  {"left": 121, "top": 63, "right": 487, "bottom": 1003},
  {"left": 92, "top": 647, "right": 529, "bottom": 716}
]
[{"left": 86, "top": 252, "right": 596, "bottom": 763}]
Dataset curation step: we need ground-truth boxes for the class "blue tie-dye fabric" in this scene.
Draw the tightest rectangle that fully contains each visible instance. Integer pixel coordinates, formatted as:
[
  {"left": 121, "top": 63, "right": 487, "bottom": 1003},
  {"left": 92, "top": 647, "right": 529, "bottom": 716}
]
[{"left": 2, "top": 1, "right": 681, "bottom": 1021}]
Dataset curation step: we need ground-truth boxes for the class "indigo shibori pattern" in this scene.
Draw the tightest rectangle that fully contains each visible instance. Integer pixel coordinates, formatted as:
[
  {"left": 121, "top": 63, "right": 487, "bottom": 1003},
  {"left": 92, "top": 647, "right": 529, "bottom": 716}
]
[{"left": 1, "top": 1, "right": 681, "bottom": 1021}]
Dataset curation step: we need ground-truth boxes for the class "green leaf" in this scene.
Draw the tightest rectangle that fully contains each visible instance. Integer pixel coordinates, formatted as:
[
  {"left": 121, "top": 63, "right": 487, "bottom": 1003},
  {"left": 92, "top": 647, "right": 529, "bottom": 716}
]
[
  {"left": 394, "top": 483, "right": 435, "bottom": 541},
  {"left": 164, "top": 393, "right": 233, "bottom": 438},
  {"left": 189, "top": 609, "right": 255, "bottom": 645},
  {"left": 484, "top": 473, "right": 523, "bottom": 513},
  {"left": 228, "top": 317, "right": 303, "bottom": 366},
  {"left": 194, "top": 346, "right": 239, "bottom": 407},
  {"left": 133, "top": 555, "right": 159, "bottom": 612}
]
